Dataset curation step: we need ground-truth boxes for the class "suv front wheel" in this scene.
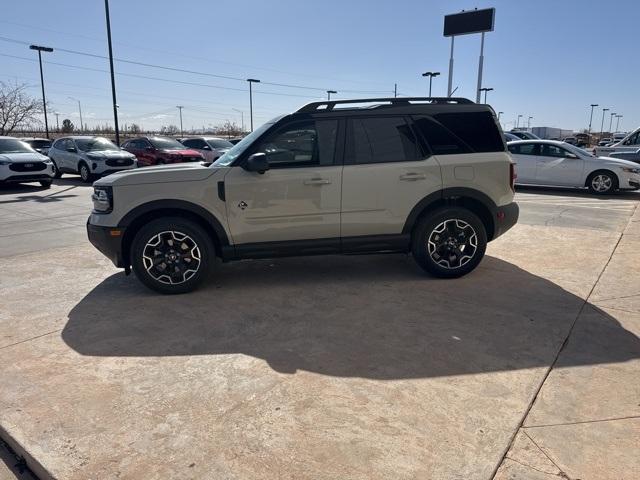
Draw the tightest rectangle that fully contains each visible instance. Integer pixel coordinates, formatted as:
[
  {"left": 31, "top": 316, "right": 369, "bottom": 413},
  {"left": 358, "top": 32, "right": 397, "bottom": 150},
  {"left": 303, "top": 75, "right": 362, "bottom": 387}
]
[
  {"left": 131, "top": 217, "right": 214, "bottom": 294},
  {"left": 412, "top": 207, "right": 487, "bottom": 278}
]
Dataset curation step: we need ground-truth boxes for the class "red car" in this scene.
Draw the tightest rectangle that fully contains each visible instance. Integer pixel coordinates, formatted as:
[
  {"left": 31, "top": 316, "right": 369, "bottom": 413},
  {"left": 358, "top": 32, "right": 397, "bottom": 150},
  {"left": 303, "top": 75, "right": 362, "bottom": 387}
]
[{"left": 121, "top": 136, "right": 204, "bottom": 167}]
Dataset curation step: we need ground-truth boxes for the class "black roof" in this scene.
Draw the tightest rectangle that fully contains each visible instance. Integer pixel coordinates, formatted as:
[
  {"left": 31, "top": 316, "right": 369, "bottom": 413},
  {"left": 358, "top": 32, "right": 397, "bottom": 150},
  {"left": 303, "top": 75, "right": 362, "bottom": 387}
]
[{"left": 293, "top": 97, "right": 494, "bottom": 117}]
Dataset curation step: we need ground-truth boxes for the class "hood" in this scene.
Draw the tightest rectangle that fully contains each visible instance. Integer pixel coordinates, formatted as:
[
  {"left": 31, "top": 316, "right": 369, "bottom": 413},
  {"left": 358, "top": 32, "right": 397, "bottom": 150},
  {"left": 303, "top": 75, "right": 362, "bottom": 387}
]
[
  {"left": 83, "top": 150, "right": 135, "bottom": 159},
  {"left": 0, "top": 152, "right": 49, "bottom": 163},
  {"left": 94, "top": 162, "right": 223, "bottom": 186},
  {"left": 160, "top": 149, "right": 203, "bottom": 157},
  {"left": 596, "top": 156, "right": 640, "bottom": 169}
]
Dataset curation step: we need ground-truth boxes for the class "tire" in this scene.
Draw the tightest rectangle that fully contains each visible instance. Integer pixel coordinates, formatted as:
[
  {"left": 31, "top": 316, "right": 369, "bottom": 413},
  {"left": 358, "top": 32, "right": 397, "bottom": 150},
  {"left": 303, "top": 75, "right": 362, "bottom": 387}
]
[
  {"left": 411, "top": 207, "right": 487, "bottom": 278},
  {"left": 131, "top": 217, "right": 214, "bottom": 294},
  {"left": 51, "top": 160, "right": 62, "bottom": 178},
  {"left": 587, "top": 170, "right": 618, "bottom": 195},
  {"left": 39, "top": 180, "right": 52, "bottom": 188},
  {"left": 79, "top": 162, "right": 93, "bottom": 183}
]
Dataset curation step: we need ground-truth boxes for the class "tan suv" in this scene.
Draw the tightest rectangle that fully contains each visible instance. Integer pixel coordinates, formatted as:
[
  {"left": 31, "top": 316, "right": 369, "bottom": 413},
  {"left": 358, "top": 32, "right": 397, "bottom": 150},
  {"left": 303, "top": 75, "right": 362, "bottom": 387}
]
[{"left": 87, "top": 98, "right": 518, "bottom": 294}]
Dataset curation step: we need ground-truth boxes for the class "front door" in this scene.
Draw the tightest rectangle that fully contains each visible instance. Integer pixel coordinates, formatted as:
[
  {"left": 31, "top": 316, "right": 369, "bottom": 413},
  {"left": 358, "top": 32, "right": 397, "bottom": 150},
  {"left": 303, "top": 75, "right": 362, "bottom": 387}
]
[
  {"left": 224, "top": 119, "right": 341, "bottom": 245},
  {"left": 535, "top": 144, "right": 584, "bottom": 186}
]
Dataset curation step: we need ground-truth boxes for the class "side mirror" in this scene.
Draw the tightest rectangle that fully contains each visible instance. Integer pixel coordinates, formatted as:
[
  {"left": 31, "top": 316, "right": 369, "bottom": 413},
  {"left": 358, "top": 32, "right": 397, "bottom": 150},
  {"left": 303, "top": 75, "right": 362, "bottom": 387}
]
[
  {"left": 145, "top": 146, "right": 154, "bottom": 151},
  {"left": 566, "top": 153, "right": 579, "bottom": 159},
  {"left": 244, "top": 153, "right": 269, "bottom": 174},
  {"left": 202, "top": 145, "right": 211, "bottom": 150},
  {"left": 66, "top": 146, "right": 77, "bottom": 153}
]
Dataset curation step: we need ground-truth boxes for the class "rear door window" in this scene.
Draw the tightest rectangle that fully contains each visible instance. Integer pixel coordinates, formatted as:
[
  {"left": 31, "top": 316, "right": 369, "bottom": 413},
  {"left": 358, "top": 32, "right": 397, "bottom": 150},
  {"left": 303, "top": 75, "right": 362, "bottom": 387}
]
[{"left": 345, "top": 116, "right": 420, "bottom": 164}]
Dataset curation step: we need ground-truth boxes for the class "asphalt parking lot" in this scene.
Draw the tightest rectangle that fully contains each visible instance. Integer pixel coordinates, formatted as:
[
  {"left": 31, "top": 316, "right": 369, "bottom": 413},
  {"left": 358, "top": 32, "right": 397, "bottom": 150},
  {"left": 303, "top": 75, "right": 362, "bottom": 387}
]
[{"left": 0, "top": 180, "right": 639, "bottom": 479}]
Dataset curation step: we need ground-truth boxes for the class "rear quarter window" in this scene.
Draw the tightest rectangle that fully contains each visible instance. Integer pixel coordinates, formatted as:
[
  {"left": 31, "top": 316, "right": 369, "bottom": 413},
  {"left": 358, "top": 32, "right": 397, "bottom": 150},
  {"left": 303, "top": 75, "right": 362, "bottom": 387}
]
[{"left": 434, "top": 111, "right": 505, "bottom": 153}]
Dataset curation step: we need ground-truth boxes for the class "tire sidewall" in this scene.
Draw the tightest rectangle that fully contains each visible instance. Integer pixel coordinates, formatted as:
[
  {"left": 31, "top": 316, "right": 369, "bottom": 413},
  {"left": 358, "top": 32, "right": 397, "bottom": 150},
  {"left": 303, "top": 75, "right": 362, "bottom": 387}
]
[
  {"left": 51, "top": 160, "right": 62, "bottom": 178},
  {"left": 412, "top": 207, "right": 487, "bottom": 278},
  {"left": 131, "top": 217, "right": 214, "bottom": 294},
  {"left": 588, "top": 171, "right": 617, "bottom": 195},
  {"left": 79, "top": 163, "right": 92, "bottom": 183}
]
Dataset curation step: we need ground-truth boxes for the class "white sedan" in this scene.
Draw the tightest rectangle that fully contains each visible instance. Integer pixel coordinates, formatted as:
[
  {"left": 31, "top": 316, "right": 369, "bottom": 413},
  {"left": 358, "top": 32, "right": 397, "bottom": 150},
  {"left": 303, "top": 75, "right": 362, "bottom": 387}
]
[{"left": 507, "top": 140, "right": 640, "bottom": 194}]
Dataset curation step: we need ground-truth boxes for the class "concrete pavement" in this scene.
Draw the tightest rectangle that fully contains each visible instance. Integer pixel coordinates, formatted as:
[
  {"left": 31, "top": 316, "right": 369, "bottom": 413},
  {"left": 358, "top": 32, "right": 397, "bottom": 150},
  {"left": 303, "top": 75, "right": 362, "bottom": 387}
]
[{"left": 0, "top": 182, "right": 638, "bottom": 479}]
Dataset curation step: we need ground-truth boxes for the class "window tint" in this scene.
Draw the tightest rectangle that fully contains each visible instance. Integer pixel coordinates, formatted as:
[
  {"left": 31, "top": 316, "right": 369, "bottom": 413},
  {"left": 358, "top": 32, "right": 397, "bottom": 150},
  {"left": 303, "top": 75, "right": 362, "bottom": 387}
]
[
  {"left": 345, "top": 116, "right": 419, "bottom": 164},
  {"left": 625, "top": 132, "right": 640, "bottom": 145},
  {"left": 508, "top": 143, "right": 539, "bottom": 155},
  {"left": 434, "top": 111, "right": 504, "bottom": 153},
  {"left": 253, "top": 119, "right": 337, "bottom": 168},
  {"left": 183, "top": 139, "right": 207, "bottom": 149},
  {"left": 412, "top": 116, "right": 471, "bottom": 155}
]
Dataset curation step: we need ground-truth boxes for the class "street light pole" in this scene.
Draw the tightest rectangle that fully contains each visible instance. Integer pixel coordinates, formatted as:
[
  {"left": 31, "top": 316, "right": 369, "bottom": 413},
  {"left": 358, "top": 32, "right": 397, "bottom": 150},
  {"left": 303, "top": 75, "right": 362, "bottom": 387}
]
[
  {"left": 29, "top": 45, "right": 53, "bottom": 139},
  {"left": 68, "top": 97, "right": 83, "bottom": 133},
  {"left": 600, "top": 108, "right": 609, "bottom": 139},
  {"left": 247, "top": 79, "right": 260, "bottom": 132},
  {"left": 176, "top": 106, "right": 184, "bottom": 136},
  {"left": 54, "top": 112, "right": 60, "bottom": 132},
  {"left": 528, "top": 116, "right": 533, "bottom": 129},
  {"left": 587, "top": 103, "right": 598, "bottom": 140},
  {"left": 327, "top": 90, "right": 337, "bottom": 101},
  {"left": 615, "top": 114, "right": 622, "bottom": 133},
  {"left": 422, "top": 72, "right": 440, "bottom": 97},
  {"left": 608, "top": 112, "right": 616, "bottom": 135},
  {"left": 516, "top": 115, "right": 523, "bottom": 128},
  {"left": 104, "top": 0, "right": 120, "bottom": 145},
  {"left": 479, "top": 87, "right": 493, "bottom": 103}
]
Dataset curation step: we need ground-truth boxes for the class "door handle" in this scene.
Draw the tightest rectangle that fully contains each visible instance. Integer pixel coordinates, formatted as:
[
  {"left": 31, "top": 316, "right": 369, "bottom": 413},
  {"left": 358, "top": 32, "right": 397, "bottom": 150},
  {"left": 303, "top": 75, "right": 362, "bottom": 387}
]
[
  {"left": 304, "top": 178, "right": 331, "bottom": 185},
  {"left": 399, "top": 173, "right": 426, "bottom": 181}
]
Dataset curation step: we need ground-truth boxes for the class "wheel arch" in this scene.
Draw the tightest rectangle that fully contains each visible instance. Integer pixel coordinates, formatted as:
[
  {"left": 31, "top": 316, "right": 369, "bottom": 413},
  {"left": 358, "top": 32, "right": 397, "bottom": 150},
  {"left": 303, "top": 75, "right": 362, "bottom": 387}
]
[
  {"left": 118, "top": 200, "right": 230, "bottom": 267},
  {"left": 403, "top": 188, "right": 498, "bottom": 241}
]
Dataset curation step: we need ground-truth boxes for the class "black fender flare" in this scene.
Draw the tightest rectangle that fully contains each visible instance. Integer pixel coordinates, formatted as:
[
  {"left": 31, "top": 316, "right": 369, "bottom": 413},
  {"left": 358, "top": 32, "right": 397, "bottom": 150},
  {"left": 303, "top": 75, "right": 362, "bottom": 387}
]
[
  {"left": 117, "top": 199, "right": 230, "bottom": 247},
  {"left": 402, "top": 187, "right": 498, "bottom": 235}
]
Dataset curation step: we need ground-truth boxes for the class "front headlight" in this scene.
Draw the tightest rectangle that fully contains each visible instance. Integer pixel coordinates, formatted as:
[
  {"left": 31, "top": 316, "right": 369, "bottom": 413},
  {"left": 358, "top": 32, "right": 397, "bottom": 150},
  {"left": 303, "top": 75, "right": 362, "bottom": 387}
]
[
  {"left": 0, "top": 160, "right": 12, "bottom": 166},
  {"left": 622, "top": 167, "right": 640, "bottom": 174},
  {"left": 92, "top": 186, "right": 113, "bottom": 213},
  {"left": 44, "top": 159, "right": 53, "bottom": 164}
]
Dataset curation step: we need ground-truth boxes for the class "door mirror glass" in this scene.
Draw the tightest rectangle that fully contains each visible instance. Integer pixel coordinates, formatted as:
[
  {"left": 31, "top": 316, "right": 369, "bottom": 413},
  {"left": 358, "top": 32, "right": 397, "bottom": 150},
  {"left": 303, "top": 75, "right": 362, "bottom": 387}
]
[
  {"left": 244, "top": 152, "right": 269, "bottom": 174},
  {"left": 66, "top": 146, "right": 77, "bottom": 153},
  {"left": 202, "top": 145, "right": 211, "bottom": 150},
  {"left": 566, "top": 153, "right": 579, "bottom": 159}
]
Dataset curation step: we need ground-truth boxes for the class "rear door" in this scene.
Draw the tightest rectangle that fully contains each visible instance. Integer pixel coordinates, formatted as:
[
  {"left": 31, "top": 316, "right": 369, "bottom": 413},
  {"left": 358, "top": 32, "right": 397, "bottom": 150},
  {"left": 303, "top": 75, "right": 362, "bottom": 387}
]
[
  {"left": 224, "top": 118, "right": 342, "bottom": 245},
  {"left": 535, "top": 144, "right": 585, "bottom": 186},
  {"left": 507, "top": 142, "right": 539, "bottom": 184},
  {"left": 340, "top": 115, "right": 440, "bottom": 238}
]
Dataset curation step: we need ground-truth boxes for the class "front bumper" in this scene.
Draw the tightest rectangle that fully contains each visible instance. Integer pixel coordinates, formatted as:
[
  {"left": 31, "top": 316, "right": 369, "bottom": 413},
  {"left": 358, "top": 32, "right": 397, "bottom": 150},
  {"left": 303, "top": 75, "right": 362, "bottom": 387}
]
[
  {"left": 0, "top": 164, "right": 55, "bottom": 182},
  {"left": 87, "top": 221, "right": 126, "bottom": 268},
  {"left": 492, "top": 202, "right": 519, "bottom": 240}
]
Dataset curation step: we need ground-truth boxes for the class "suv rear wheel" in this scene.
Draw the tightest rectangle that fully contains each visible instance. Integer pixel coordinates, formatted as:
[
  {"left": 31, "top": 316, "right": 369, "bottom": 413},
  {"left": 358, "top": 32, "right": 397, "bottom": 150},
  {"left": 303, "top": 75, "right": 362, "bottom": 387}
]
[
  {"left": 131, "top": 217, "right": 214, "bottom": 294},
  {"left": 412, "top": 207, "right": 487, "bottom": 278}
]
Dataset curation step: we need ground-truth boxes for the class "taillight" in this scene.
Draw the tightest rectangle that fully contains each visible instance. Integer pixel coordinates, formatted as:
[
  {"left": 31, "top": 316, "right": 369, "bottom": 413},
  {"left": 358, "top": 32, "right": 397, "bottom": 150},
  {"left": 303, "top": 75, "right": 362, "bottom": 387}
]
[{"left": 510, "top": 163, "right": 516, "bottom": 191}]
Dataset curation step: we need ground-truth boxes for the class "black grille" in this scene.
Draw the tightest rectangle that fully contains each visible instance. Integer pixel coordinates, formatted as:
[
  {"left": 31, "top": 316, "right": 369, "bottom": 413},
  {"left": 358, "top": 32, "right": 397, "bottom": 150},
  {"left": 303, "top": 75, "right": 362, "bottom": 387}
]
[
  {"left": 105, "top": 158, "right": 134, "bottom": 167},
  {"left": 9, "top": 162, "right": 46, "bottom": 172}
]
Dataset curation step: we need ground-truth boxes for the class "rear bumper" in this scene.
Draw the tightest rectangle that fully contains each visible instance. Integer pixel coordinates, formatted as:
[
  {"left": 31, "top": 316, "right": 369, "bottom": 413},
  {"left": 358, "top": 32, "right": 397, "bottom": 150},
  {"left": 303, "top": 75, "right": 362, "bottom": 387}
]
[
  {"left": 492, "top": 202, "right": 519, "bottom": 240},
  {"left": 87, "top": 221, "right": 125, "bottom": 268}
]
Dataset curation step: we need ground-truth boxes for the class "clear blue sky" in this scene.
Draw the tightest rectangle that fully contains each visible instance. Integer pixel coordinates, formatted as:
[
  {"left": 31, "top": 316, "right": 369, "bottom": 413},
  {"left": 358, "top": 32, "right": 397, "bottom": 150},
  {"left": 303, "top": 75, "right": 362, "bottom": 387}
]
[{"left": 0, "top": 0, "right": 637, "bottom": 133}]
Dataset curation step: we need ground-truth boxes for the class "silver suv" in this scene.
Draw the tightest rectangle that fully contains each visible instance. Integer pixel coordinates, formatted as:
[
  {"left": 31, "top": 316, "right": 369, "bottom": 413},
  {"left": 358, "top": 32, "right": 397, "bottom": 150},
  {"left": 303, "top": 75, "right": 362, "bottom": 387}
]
[
  {"left": 87, "top": 98, "right": 518, "bottom": 294},
  {"left": 48, "top": 136, "right": 137, "bottom": 182}
]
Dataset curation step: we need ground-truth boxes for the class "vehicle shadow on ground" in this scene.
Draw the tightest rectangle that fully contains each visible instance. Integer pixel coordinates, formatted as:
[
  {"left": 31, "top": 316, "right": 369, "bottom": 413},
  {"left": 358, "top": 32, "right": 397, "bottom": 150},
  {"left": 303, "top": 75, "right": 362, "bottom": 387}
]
[
  {"left": 516, "top": 185, "right": 640, "bottom": 200},
  {"left": 62, "top": 254, "right": 639, "bottom": 379},
  {"left": 0, "top": 178, "right": 87, "bottom": 203}
]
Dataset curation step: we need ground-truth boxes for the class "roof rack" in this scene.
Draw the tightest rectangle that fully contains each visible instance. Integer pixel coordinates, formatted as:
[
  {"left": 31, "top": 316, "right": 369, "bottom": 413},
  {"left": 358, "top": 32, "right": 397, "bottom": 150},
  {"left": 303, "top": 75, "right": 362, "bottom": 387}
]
[{"left": 296, "top": 97, "right": 474, "bottom": 113}]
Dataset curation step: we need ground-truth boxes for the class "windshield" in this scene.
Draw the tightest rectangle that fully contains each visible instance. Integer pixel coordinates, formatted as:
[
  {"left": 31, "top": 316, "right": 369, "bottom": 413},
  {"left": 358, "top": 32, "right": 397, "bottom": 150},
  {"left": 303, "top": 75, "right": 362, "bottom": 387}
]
[
  {"left": 24, "top": 139, "right": 51, "bottom": 149},
  {"left": 207, "top": 139, "right": 234, "bottom": 149},
  {"left": 149, "top": 137, "right": 185, "bottom": 150},
  {"left": 0, "top": 138, "right": 35, "bottom": 154},
  {"left": 76, "top": 137, "right": 120, "bottom": 152},
  {"left": 213, "top": 120, "right": 277, "bottom": 167}
]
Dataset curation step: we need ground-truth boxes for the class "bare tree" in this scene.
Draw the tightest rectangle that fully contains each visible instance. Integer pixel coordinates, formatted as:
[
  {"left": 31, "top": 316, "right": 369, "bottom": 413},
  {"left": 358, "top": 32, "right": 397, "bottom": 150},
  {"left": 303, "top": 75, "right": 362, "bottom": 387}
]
[
  {"left": 0, "top": 82, "right": 43, "bottom": 135},
  {"left": 214, "top": 120, "right": 243, "bottom": 139},
  {"left": 160, "top": 125, "right": 179, "bottom": 135},
  {"left": 130, "top": 123, "right": 141, "bottom": 134}
]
